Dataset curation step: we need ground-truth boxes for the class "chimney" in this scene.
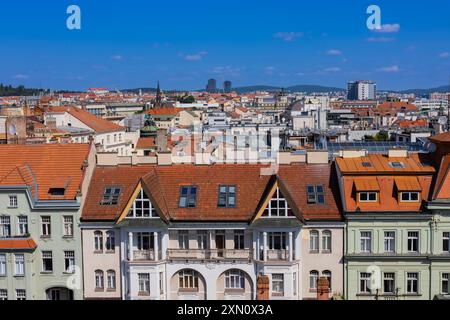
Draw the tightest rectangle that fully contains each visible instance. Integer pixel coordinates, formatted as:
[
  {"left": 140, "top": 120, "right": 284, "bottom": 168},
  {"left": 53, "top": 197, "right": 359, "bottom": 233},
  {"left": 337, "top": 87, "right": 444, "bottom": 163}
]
[
  {"left": 256, "top": 274, "right": 270, "bottom": 300},
  {"left": 317, "top": 277, "right": 330, "bottom": 300},
  {"left": 388, "top": 148, "right": 408, "bottom": 158},
  {"left": 156, "top": 129, "right": 168, "bottom": 152}
]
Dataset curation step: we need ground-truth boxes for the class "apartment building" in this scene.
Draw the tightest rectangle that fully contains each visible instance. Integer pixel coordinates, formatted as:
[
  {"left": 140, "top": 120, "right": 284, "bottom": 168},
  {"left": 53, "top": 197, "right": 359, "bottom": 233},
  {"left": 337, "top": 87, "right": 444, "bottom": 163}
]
[
  {"left": 80, "top": 158, "right": 343, "bottom": 300},
  {"left": 336, "top": 150, "right": 442, "bottom": 300},
  {"left": 0, "top": 143, "right": 95, "bottom": 300}
]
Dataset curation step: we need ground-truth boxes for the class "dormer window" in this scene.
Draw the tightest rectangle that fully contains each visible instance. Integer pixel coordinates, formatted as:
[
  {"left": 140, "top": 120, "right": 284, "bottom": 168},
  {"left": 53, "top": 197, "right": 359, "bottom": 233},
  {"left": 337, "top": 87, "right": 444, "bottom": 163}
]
[
  {"left": 262, "top": 187, "right": 294, "bottom": 217},
  {"left": 127, "top": 189, "right": 158, "bottom": 218},
  {"left": 217, "top": 185, "right": 236, "bottom": 208},
  {"left": 362, "top": 162, "right": 372, "bottom": 168},
  {"left": 359, "top": 192, "right": 378, "bottom": 202},
  {"left": 101, "top": 187, "right": 121, "bottom": 205},
  {"left": 400, "top": 192, "right": 420, "bottom": 202},
  {"left": 307, "top": 186, "right": 325, "bottom": 204},
  {"left": 49, "top": 188, "right": 65, "bottom": 196},
  {"left": 179, "top": 186, "right": 197, "bottom": 208}
]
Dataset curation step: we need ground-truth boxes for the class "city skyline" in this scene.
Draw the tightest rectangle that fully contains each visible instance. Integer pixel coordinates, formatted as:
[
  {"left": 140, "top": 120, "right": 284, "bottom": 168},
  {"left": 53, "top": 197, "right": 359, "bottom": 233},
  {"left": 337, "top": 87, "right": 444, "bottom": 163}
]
[{"left": 0, "top": 0, "right": 449, "bottom": 91}]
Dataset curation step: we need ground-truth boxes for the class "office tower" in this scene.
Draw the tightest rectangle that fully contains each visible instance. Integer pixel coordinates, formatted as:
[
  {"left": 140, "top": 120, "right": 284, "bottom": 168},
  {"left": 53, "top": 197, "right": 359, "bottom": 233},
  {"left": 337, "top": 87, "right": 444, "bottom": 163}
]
[
  {"left": 347, "top": 80, "right": 376, "bottom": 100},
  {"left": 223, "top": 80, "right": 232, "bottom": 93},
  {"left": 206, "top": 79, "right": 217, "bottom": 93}
]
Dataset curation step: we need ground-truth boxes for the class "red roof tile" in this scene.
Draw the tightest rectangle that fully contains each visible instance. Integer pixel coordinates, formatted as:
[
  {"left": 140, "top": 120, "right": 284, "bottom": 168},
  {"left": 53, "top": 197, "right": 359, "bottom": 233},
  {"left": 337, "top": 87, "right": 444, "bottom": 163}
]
[{"left": 0, "top": 238, "right": 37, "bottom": 250}]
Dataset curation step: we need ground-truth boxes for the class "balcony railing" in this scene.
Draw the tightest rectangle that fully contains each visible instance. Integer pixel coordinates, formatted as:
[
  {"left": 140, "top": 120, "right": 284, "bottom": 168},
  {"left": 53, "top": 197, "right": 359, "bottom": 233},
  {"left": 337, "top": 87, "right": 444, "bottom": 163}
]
[
  {"left": 260, "top": 249, "right": 291, "bottom": 261},
  {"left": 132, "top": 250, "right": 161, "bottom": 261},
  {"left": 167, "top": 249, "right": 252, "bottom": 261}
]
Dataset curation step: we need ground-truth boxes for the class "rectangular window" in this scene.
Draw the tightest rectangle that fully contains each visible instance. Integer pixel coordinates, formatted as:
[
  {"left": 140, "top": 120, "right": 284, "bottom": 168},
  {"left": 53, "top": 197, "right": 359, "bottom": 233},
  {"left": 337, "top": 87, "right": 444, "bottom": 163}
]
[
  {"left": 383, "top": 273, "right": 395, "bottom": 294},
  {"left": 384, "top": 231, "right": 396, "bottom": 253},
  {"left": 400, "top": 192, "right": 420, "bottom": 202},
  {"left": 268, "top": 232, "right": 286, "bottom": 250},
  {"left": 443, "top": 232, "right": 450, "bottom": 253},
  {"left": 179, "top": 270, "right": 198, "bottom": 289},
  {"left": 234, "top": 230, "right": 245, "bottom": 250},
  {"left": 0, "top": 289, "right": 7, "bottom": 300},
  {"left": 101, "top": 187, "right": 121, "bottom": 205},
  {"left": 407, "top": 231, "right": 419, "bottom": 252},
  {"left": 307, "top": 185, "right": 325, "bottom": 204},
  {"left": 406, "top": 273, "right": 419, "bottom": 294},
  {"left": 360, "top": 231, "right": 372, "bottom": 253},
  {"left": 293, "top": 272, "right": 297, "bottom": 295},
  {"left": 217, "top": 185, "right": 236, "bottom": 208},
  {"left": 107, "top": 271, "right": 116, "bottom": 290},
  {"left": 64, "top": 251, "right": 75, "bottom": 273},
  {"left": 17, "top": 216, "right": 28, "bottom": 236},
  {"left": 42, "top": 251, "right": 53, "bottom": 272},
  {"left": 41, "top": 216, "right": 51, "bottom": 237},
  {"left": 63, "top": 216, "right": 74, "bottom": 237},
  {"left": 9, "top": 195, "right": 18, "bottom": 208},
  {"left": 359, "top": 192, "right": 378, "bottom": 202},
  {"left": 442, "top": 273, "right": 449, "bottom": 294},
  {"left": 136, "top": 232, "right": 152, "bottom": 250},
  {"left": 16, "top": 289, "right": 26, "bottom": 300},
  {"left": 179, "top": 186, "right": 197, "bottom": 208},
  {"left": 360, "top": 272, "right": 371, "bottom": 294},
  {"left": 178, "top": 231, "right": 189, "bottom": 250},
  {"left": 0, "top": 254, "right": 6, "bottom": 276},
  {"left": 309, "top": 230, "right": 319, "bottom": 252},
  {"left": 272, "top": 274, "right": 284, "bottom": 296},
  {"left": 0, "top": 216, "right": 11, "bottom": 237},
  {"left": 159, "top": 272, "right": 164, "bottom": 294},
  {"left": 322, "top": 230, "right": 332, "bottom": 253},
  {"left": 138, "top": 273, "right": 150, "bottom": 294},
  {"left": 197, "top": 231, "right": 207, "bottom": 250},
  {"left": 14, "top": 254, "right": 25, "bottom": 276}
]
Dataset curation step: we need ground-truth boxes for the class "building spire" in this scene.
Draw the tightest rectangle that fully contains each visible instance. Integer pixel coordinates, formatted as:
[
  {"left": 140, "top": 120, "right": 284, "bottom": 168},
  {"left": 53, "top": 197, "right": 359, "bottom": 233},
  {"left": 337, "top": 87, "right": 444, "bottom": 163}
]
[{"left": 155, "top": 81, "right": 162, "bottom": 108}]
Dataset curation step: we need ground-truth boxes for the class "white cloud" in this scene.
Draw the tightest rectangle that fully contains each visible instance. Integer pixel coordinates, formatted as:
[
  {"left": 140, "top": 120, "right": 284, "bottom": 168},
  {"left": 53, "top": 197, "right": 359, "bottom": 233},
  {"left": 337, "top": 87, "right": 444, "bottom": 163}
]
[
  {"left": 274, "top": 32, "right": 303, "bottom": 42},
  {"left": 210, "top": 66, "right": 241, "bottom": 77},
  {"left": 326, "top": 49, "right": 343, "bottom": 56},
  {"left": 324, "top": 67, "right": 341, "bottom": 72},
  {"left": 184, "top": 51, "right": 208, "bottom": 61},
  {"left": 366, "top": 37, "right": 395, "bottom": 42},
  {"left": 377, "top": 65, "right": 400, "bottom": 73},
  {"left": 439, "top": 52, "right": 449, "bottom": 58},
  {"left": 12, "top": 74, "right": 29, "bottom": 79},
  {"left": 111, "top": 55, "right": 123, "bottom": 60},
  {"left": 373, "top": 23, "right": 400, "bottom": 33}
]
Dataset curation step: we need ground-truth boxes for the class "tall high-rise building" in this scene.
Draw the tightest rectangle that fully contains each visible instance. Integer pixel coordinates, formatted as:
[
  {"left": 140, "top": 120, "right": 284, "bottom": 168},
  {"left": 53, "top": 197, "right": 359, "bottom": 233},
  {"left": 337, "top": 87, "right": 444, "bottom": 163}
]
[
  {"left": 223, "top": 80, "right": 232, "bottom": 93},
  {"left": 206, "top": 79, "right": 217, "bottom": 93},
  {"left": 347, "top": 80, "right": 376, "bottom": 100}
]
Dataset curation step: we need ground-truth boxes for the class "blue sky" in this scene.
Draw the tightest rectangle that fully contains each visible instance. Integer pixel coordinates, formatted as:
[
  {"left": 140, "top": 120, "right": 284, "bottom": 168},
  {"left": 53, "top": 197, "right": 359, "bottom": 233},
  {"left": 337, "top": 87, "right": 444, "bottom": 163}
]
[{"left": 0, "top": 0, "right": 449, "bottom": 91}]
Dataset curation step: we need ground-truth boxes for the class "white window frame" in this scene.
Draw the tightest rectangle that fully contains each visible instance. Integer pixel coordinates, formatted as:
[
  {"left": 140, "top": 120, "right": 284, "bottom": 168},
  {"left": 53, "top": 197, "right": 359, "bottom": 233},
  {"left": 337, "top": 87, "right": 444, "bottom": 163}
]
[
  {"left": 407, "top": 231, "right": 420, "bottom": 252},
  {"left": 63, "top": 216, "right": 74, "bottom": 237},
  {"left": 15, "top": 289, "right": 26, "bottom": 300},
  {"left": 400, "top": 192, "right": 420, "bottom": 203},
  {"left": 443, "top": 232, "right": 450, "bottom": 253},
  {"left": 64, "top": 251, "right": 75, "bottom": 273},
  {"left": 42, "top": 251, "right": 53, "bottom": 273},
  {"left": 262, "top": 187, "right": 293, "bottom": 217},
  {"left": 14, "top": 254, "right": 25, "bottom": 276},
  {"left": 9, "top": 195, "right": 18, "bottom": 208},
  {"left": 0, "top": 254, "right": 6, "bottom": 276},
  {"left": 105, "top": 231, "right": 115, "bottom": 252},
  {"left": 178, "top": 231, "right": 189, "bottom": 250},
  {"left": 358, "top": 192, "right": 378, "bottom": 203},
  {"left": 138, "top": 273, "right": 150, "bottom": 294},
  {"left": 309, "top": 230, "right": 319, "bottom": 252},
  {"left": 41, "top": 216, "right": 51, "bottom": 237},
  {"left": 126, "top": 189, "right": 158, "bottom": 218},
  {"left": 271, "top": 274, "right": 284, "bottom": 296},
  {"left": 197, "top": 230, "right": 208, "bottom": 250},
  {"left": 384, "top": 231, "right": 396, "bottom": 253},
  {"left": 360, "top": 231, "right": 372, "bottom": 253},
  {"left": 234, "top": 230, "right": 244, "bottom": 250},
  {"left": 322, "top": 230, "right": 332, "bottom": 253},
  {"left": 406, "top": 272, "right": 419, "bottom": 294},
  {"left": 94, "top": 231, "right": 103, "bottom": 252},
  {"left": 309, "top": 270, "right": 319, "bottom": 290},
  {"left": 107, "top": 270, "right": 116, "bottom": 290},
  {"left": 0, "top": 216, "right": 11, "bottom": 237},
  {"left": 383, "top": 272, "right": 396, "bottom": 294},
  {"left": 178, "top": 270, "right": 199, "bottom": 290},
  {"left": 17, "top": 216, "right": 28, "bottom": 236},
  {"left": 95, "top": 270, "right": 104, "bottom": 289},
  {"left": 159, "top": 272, "right": 164, "bottom": 294},
  {"left": 225, "top": 270, "right": 245, "bottom": 290},
  {"left": 360, "top": 272, "right": 371, "bottom": 294},
  {"left": 0, "top": 289, "right": 7, "bottom": 300},
  {"left": 442, "top": 273, "right": 449, "bottom": 295}
]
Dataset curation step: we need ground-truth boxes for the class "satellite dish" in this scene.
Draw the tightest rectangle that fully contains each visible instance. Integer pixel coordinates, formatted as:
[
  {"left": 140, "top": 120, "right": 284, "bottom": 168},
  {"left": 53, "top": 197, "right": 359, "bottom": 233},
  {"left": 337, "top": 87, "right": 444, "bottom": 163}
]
[
  {"left": 8, "top": 124, "right": 17, "bottom": 135},
  {"left": 438, "top": 116, "right": 448, "bottom": 125}
]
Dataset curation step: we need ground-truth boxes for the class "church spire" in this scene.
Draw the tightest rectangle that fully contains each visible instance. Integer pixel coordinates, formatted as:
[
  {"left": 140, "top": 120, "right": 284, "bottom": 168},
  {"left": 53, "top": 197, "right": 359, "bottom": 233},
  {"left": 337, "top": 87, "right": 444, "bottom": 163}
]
[{"left": 154, "top": 81, "right": 162, "bottom": 108}]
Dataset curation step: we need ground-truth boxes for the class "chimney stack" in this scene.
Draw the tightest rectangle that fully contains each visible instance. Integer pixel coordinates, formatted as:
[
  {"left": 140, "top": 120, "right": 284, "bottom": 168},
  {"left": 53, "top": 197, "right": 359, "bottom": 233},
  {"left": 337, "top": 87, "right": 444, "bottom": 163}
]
[
  {"left": 317, "top": 277, "right": 330, "bottom": 300},
  {"left": 156, "top": 129, "right": 168, "bottom": 152},
  {"left": 256, "top": 274, "right": 270, "bottom": 300}
]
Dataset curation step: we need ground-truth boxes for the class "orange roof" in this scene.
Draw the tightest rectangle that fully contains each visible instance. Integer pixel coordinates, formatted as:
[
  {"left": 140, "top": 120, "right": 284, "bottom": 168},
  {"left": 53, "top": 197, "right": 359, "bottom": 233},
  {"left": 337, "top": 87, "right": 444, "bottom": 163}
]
[
  {"left": 354, "top": 177, "right": 380, "bottom": 191},
  {"left": 432, "top": 154, "right": 450, "bottom": 200},
  {"left": 335, "top": 153, "right": 435, "bottom": 174},
  {"left": 376, "top": 102, "right": 419, "bottom": 115},
  {"left": 136, "top": 137, "right": 156, "bottom": 149},
  {"left": 397, "top": 119, "right": 428, "bottom": 128},
  {"left": 0, "top": 144, "right": 91, "bottom": 201},
  {"left": 429, "top": 132, "right": 450, "bottom": 144},
  {"left": 0, "top": 238, "right": 37, "bottom": 250},
  {"left": 394, "top": 176, "right": 422, "bottom": 191},
  {"left": 145, "top": 108, "right": 181, "bottom": 116}
]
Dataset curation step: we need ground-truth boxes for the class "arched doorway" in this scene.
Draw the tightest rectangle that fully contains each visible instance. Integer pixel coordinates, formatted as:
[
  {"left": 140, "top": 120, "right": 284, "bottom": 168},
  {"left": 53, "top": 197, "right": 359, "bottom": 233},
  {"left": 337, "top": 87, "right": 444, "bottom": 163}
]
[
  {"left": 170, "top": 269, "right": 207, "bottom": 300},
  {"left": 46, "top": 287, "right": 74, "bottom": 300},
  {"left": 216, "top": 269, "right": 254, "bottom": 300}
]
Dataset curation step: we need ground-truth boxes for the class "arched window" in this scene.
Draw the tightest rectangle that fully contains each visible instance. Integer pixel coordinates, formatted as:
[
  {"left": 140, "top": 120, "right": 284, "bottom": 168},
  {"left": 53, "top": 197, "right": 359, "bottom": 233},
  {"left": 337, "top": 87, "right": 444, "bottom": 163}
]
[
  {"left": 309, "top": 230, "right": 319, "bottom": 252},
  {"left": 224, "top": 270, "right": 245, "bottom": 290},
  {"left": 309, "top": 270, "right": 319, "bottom": 290},
  {"left": 178, "top": 270, "right": 199, "bottom": 290},
  {"left": 105, "top": 231, "right": 115, "bottom": 252},
  {"left": 95, "top": 270, "right": 104, "bottom": 289},
  {"left": 94, "top": 231, "right": 103, "bottom": 252},
  {"left": 107, "top": 270, "right": 116, "bottom": 289},
  {"left": 322, "top": 270, "right": 332, "bottom": 290},
  {"left": 322, "top": 230, "right": 332, "bottom": 253}
]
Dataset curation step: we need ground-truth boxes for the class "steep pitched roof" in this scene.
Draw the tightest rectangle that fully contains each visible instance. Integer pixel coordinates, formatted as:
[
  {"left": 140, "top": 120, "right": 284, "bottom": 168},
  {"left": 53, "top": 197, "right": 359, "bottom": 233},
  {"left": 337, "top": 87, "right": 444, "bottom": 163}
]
[
  {"left": 0, "top": 144, "right": 91, "bottom": 201},
  {"left": 432, "top": 154, "right": 450, "bottom": 200}
]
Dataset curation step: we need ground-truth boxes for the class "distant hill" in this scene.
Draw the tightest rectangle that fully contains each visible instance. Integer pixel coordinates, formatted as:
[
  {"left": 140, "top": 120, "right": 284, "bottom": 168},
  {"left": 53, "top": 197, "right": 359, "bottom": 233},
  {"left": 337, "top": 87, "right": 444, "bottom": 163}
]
[
  {"left": 397, "top": 85, "right": 450, "bottom": 96},
  {"left": 233, "top": 84, "right": 344, "bottom": 94},
  {"left": 0, "top": 84, "right": 48, "bottom": 97}
]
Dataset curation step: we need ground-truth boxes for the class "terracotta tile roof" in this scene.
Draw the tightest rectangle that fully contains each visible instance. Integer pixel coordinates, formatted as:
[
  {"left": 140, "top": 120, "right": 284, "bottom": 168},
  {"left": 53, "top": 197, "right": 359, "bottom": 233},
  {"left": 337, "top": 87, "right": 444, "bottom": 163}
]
[
  {"left": 0, "top": 144, "right": 91, "bottom": 201},
  {"left": 0, "top": 238, "right": 37, "bottom": 250},
  {"left": 145, "top": 108, "right": 181, "bottom": 116},
  {"left": 432, "top": 154, "right": 450, "bottom": 200},
  {"left": 136, "top": 137, "right": 156, "bottom": 149},
  {"left": 81, "top": 165, "right": 155, "bottom": 221},
  {"left": 335, "top": 153, "right": 435, "bottom": 174},
  {"left": 429, "top": 132, "right": 450, "bottom": 143},
  {"left": 82, "top": 164, "right": 342, "bottom": 222},
  {"left": 375, "top": 102, "right": 419, "bottom": 116}
]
